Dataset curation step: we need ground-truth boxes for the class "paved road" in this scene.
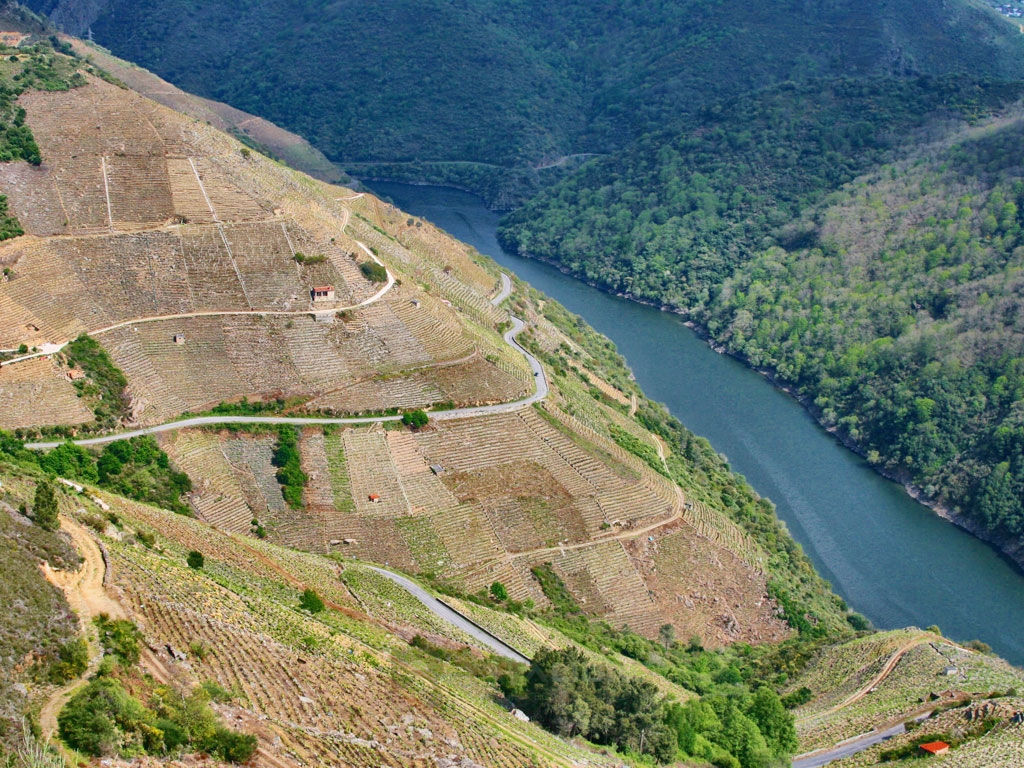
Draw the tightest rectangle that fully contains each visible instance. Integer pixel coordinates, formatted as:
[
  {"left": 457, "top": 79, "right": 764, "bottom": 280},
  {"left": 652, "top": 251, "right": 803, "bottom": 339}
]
[
  {"left": 492, "top": 272, "right": 513, "bottom": 306},
  {"left": 790, "top": 715, "right": 936, "bottom": 768},
  {"left": 26, "top": 298, "right": 546, "bottom": 449},
  {"left": 367, "top": 566, "right": 530, "bottom": 664}
]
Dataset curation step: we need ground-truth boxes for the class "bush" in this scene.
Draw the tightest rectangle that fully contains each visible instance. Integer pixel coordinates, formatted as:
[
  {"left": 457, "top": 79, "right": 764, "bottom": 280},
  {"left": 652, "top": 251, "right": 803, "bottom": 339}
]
[
  {"left": 63, "top": 335, "right": 130, "bottom": 426},
  {"left": 94, "top": 616, "right": 142, "bottom": 665},
  {"left": 401, "top": 409, "right": 429, "bottom": 429},
  {"left": 202, "top": 726, "right": 257, "bottom": 763},
  {"left": 48, "top": 637, "right": 88, "bottom": 683},
  {"left": 272, "top": 427, "right": 307, "bottom": 509},
  {"left": 186, "top": 550, "right": 204, "bottom": 570},
  {"left": 846, "top": 612, "right": 872, "bottom": 631},
  {"left": 359, "top": 260, "right": 388, "bottom": 282},
  {"left": 299, "top": 588, "right": 325, "bottom": 613},
  {"left": 781, "top": 686, "right": 813, "bottom": 709},
  {"left": 58, "top": 677, "right": 158, "bottom": 756},
  {"left": 32, "top": 480, "right": 59, "bottom": 532},
  {"left": 489, "top": 581, "right": 508, "bottom": 601}
]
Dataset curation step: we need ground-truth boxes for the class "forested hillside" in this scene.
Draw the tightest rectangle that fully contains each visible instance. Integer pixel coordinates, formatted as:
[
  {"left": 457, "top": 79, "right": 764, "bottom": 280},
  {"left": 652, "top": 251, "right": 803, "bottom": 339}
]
[
  {"left": 504, "top": 92, "right": 1024, "bottom": 561},
  {"left": 498, "top": 77, "right": 1024, "bottom": 306},
  {"left": 704, "top": 112, "right": 1024, "bottom": 558},
  {"left": 26, "top": 0, "right": 1024, "bottom": 202}
]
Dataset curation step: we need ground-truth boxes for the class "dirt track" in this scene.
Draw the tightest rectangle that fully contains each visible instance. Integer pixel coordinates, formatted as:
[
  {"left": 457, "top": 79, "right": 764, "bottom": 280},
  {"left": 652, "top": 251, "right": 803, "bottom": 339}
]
[
  {"left": 796, "top": 633, "right": 930, "bottom": 725},
  {"left": 37, "top": 516, "right": 127, "bottom": 748}
]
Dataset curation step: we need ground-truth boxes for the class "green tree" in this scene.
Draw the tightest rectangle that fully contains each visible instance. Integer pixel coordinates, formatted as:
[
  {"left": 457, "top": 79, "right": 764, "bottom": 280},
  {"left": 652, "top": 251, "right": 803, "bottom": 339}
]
[
  {"left": 489, "top": 581, "right": 508, "bottom": 601},
  {"left": 57, "top": 677, "right": 158, "bottom": 756},
  {"left": 186, "top": 550, "right": 204, "bottom": 570},
  {"left": 40, "top": 442, "right": 99, "bottom": 482},
  {"left": 299, "top": 588, "right": 325, "bottom": 613},
  {"left": 747, "top": 686, "right": 798, "bottom": 757},
  {"left": 33, "top": 480, "right": 59, "bottom": 531},
  {"left": 402, "top": 409, "right": 429, "bottom": 429}
]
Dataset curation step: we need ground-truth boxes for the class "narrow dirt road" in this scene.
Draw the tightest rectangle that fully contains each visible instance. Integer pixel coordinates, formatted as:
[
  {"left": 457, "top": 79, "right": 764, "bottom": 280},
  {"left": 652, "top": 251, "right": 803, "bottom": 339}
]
[
  {"left": 796, "top": 633, "right": 929, "bottom": 725},
  {"left": 37, "top": 516, "right": 127, "bottom": 749}
]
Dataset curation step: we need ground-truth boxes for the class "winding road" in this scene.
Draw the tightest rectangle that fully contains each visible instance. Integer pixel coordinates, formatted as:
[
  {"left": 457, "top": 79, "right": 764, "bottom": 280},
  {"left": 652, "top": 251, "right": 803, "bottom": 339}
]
[
  {"left": 367, "top": 566, "right": 531, "bottom": 664},
  {"left": 790, "top": 633, "right": 939, "bottom": 767},
  {"left": 25, "top": 272, "right": 547, "bottom": 449},
  {"left": 0, "top": 232, "right": 395, "bottom": 369}
]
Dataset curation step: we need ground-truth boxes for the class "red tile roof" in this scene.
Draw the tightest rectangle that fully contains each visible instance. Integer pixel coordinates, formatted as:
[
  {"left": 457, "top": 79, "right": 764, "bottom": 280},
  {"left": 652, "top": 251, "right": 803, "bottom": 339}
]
[{"left": 919, "top": 742, "right": 950, "bottom": 755}]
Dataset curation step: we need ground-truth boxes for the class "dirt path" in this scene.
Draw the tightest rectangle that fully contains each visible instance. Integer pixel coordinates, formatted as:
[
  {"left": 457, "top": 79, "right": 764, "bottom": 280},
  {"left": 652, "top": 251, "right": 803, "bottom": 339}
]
[
  {"left": 37, "top": 516, "right": 127, "bottom": 751},
  {"left": 796, "top": 634, "right": 930, "bottom": 725},
  {"left": 1, "top": 227, "right": 394, "bottom": 369}
]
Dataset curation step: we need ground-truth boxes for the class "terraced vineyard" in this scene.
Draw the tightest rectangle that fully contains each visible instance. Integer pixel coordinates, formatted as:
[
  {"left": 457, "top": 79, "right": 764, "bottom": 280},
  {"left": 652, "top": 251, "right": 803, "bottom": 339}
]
[
  {"left": 5, "top": 37, "right": 1024, "bottom": 768},
  {"left": 0, "top": 75, "right": 522, "bottom": 428},
  {"left": 791, "top": 629, "right": 1024, "bottom": 753},
  {"left": 48, "top": 483, "right": 624, "bottom": 768}
]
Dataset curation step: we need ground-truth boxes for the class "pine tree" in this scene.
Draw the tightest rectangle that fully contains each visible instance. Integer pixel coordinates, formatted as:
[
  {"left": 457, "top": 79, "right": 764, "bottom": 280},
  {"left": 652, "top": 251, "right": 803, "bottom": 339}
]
[{"left": 33, "top": 481, "right": 59, "bottom": 531}]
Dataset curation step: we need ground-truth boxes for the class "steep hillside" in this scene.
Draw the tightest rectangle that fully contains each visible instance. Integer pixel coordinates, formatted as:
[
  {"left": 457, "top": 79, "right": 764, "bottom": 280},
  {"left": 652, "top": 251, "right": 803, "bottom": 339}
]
[
  {"left": 0, "top": 47, "right": 841, "bottom": 656},
  {"left": 23, "top": 0, "right": 1024, "bottom": 203},
  {"left": 500, "top": 73, "right": 1024, "bottom": 568},
  {"left": 3, "top": 458, "right": 1022, "bottom": 768},
  {"left": 702, "top": 109, "right": 1024, "bottom": 566},
  {"left": 0, "top": 32, "right": 1021, "bottom": 768}
]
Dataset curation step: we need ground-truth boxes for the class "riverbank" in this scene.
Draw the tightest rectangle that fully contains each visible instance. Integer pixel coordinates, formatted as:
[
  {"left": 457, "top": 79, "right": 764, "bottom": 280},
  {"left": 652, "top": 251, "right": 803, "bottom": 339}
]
[
  {"left": 508, "top": 246, "right": 1024, "bottom": 577},
  {"left": 371, "top": 180, "right": 1024, "bottom": 665}
]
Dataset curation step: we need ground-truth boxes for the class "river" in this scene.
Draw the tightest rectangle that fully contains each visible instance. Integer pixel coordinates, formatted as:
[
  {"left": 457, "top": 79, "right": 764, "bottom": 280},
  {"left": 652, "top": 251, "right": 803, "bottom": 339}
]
[{"left": 370, "top": 181, "right": 1024, "bottom": 667}]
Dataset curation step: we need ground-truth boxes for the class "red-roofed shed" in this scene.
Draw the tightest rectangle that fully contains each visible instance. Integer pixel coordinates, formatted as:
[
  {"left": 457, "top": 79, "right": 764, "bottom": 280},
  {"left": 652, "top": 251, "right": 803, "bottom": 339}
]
[
  {"left": 919, "top": 742, "right": 949, "bottom": 755},
  {"left": 312, "top": 285, "right": 335, "bottom": 302}
]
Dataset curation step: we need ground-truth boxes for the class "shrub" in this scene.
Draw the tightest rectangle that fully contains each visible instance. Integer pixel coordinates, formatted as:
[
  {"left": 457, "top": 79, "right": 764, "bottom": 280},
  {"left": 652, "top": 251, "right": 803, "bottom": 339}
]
[
  {"left": 200, "top": 680, "right": 232, "bottom": 703},
  {"left": 48, "top": 637, "right": 88, "bottom": 683},
  {"left": 299, "top": 588, "right": 325, "bottom": 613},
  {"left": 489, "top": 581, "right": 508, "bottom": 601},
  {"left": 846, "top": 612, "right": 872, "bottom": 631},
  {"left": 781, "top": 686, "right": 813, "bottom": 709},
  {"left": 94, "top": 616, "right": 142, "bottom": 665},
  {"left": 58, "top": 677, "right": 158, "bottom": 756},
  {"left": 186, "top": 550, "right": 204, "bottom": 570},
  {"left": 32, "top": 480, "right": 59, "bottom": 531},
  {"left": 359, "top": 260, "right": 388, "bottom": 282},
  {"left": 202, "top": 726, "right": 257, "bottom": 763},
  {"left": 966, "top": 639, "right": 992, "bottom": 654},
  {"left": 401, "top": 409, "right": 429, "bottom": 429},
  {"left": 40, "top": 442, "right": 97, "bottom": 483},
  {"left": 272, "top": 427, "right": 307, "bottom": 509}
]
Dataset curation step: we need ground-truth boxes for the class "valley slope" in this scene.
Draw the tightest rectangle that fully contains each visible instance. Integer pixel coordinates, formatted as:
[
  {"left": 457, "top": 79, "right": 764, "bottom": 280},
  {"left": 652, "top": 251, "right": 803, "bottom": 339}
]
[{"left": 1, "top": 28, "right": 1023, "bottom": 768}]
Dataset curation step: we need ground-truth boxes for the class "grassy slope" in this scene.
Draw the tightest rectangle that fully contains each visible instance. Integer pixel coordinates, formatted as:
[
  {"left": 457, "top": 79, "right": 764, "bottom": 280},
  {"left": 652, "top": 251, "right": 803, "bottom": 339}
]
[{"left": 3, "top": 460, "right": 1020, "bottom": 765}]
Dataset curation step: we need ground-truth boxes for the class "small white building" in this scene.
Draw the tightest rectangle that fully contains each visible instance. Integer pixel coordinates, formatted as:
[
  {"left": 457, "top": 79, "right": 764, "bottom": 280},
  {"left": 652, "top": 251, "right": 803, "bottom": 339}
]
[{"left": 311, "top": 285, "right": 335, "bottom": 302}]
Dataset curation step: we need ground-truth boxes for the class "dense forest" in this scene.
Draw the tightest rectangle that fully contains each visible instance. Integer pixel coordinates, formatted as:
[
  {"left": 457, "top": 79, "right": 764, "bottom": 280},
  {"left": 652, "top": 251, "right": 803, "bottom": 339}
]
[
  {"left": 26, "top": 0, "right": 1024, "bottom": 202},
  {"left": 704, "top": 112, "right": 1024, "bottom": 554},
  {"left": 504, "top": 87, "right": 1024, "bottom": 558},
  {"left": 499, "top": 77, "right": 1024, "bottom": 305}
]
